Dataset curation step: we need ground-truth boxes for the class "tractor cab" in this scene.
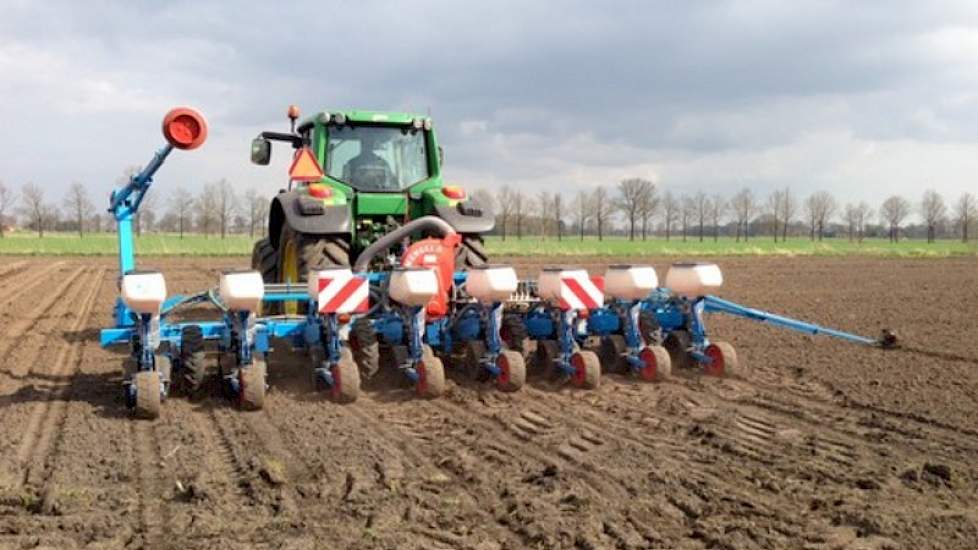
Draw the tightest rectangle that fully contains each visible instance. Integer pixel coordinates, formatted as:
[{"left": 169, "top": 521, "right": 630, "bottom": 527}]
[{"left": 249, "top": 106, "right": 494, "bottom": 307}]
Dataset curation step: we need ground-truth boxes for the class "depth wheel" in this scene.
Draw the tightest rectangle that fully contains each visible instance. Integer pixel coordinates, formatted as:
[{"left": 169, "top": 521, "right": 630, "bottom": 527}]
[
  {"left": 134, "top": 370, "right": 161, "bottom": 419},
  {"left": 239, "top": 358, "right": 267, "bottom": 410},
  {"left": 638, "top": 345, "right": 671, "bottom": 382},
  {"left": 535, "top": 340, "right": 561, "bottom": 378},
  {"left": 462, "top": 340, "right": 488, "bottom": 380},
  {"left": 664, "top": 329, "right": 693, "bottom": 371},
  {"left": 500, "top": 314, "right": 530, "bottom": 360},
  {"left": 330, "top": 347, "right": 361, "bottom": 404},
  {"left": 416, "top": 346, "right": 445, "bottom": 399},
  {"left": 599, "top": 334, "right": 628, "bottom": 373},
  {"left": 570, "top": 350, "right": 601, "bottom": 389},
  {"left": 704, "top": 341, "right": 741, "bottom": 378},
  {"left": 350, "top": 317, "right": 380, "bottom": 380},
  {"left": 496, "top": 350, "right": 526, "bottom": 392}
]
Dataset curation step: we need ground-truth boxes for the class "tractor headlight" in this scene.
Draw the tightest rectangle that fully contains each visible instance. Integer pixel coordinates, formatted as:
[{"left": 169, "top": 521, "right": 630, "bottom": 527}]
[
  {"left": 412, "top": 118, "right": 424, "bottom": 130},
  {"left": 423, "top": 118, "right": 432, "bottom": 131},
  {"left": 333, "top": 113, "right": 346, "bottom": 125}
]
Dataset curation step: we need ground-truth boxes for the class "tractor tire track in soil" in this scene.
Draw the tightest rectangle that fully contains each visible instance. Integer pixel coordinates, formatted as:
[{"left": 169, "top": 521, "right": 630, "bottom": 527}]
[{"left": 0, "top": 256, "right": 974, "bottom": 550}]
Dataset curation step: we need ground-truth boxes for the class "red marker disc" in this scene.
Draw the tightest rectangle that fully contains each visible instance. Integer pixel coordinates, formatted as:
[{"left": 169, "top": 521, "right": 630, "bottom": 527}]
[{"left": 162, "top": 107, "right": 208, "bottom": 150}]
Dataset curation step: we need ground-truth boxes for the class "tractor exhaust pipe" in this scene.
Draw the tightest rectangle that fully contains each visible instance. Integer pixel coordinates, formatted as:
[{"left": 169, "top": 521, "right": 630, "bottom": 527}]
[{"left": 353, "top": 216, "right": 456, "bottom": 272}]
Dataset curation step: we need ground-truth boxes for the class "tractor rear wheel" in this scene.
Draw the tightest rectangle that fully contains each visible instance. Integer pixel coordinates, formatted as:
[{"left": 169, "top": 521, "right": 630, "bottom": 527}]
[
  {"left": 455, "top": 234, "right": 488, "bottom": 269},
  {"left": 278, "top": 225, "right": 350, "bottom": 314},
  {"left": 179, "top": 325, "right": 206, "bottom": 394}
]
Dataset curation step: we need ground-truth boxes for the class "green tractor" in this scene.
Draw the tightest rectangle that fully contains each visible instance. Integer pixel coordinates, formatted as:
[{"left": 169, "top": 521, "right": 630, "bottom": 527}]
[{"left": 249, "top": 106, "right": 493, "bottom": 309}]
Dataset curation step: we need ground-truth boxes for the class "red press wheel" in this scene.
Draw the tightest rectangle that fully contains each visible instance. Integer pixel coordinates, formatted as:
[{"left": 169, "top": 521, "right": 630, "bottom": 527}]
[
  {"left": 570, "top": 350, "right": 601, "bottom": 389},
  {"left": 638, "top": 345, "right": 672, "bottom": 382},
  {"left": 704, "top": 341, "right": 740, "bottom": 378}
]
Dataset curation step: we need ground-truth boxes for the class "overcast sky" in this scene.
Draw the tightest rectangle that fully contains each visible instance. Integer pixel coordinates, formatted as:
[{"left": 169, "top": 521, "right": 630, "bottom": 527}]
[{"left": 1, "top": 0, "right": 977, "bottom": 215}]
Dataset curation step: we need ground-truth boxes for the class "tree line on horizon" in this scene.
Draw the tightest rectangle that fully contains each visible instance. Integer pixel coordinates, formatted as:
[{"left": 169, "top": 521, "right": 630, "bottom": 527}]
[
  {"left": 0, "top": 167, "right": 270, "bottom": 239},
  {"left": 0, "top": 171, "right": 974, "bottom": 245},
  {"left": 482, "top": 180, "right": 977, "bottom": 244}
]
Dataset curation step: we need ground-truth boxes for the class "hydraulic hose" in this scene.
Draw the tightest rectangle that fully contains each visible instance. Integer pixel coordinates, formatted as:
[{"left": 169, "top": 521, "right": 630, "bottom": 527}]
[{"left": 353, "top": 216, "right": 456, "bottom": 272}]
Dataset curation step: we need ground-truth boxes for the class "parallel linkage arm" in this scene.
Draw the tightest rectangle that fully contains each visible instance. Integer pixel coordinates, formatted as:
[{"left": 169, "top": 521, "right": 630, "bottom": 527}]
[{"left": 700, "top": 295, "right": 897, "bottom": 348}]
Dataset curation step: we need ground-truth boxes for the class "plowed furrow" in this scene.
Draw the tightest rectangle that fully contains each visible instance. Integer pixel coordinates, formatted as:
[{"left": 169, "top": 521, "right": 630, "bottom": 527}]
[
  {"left": 0, "top": 261, "right": 63, "bottom": 307},
  {"left": 0, "top": 265, "right": 86, "bottom": 380},
  {"left": 131, "top": 420, "right": 170, "bottom": 547},
  {"left": 13, "top": 268, "right": 103, "bottom": 482}
]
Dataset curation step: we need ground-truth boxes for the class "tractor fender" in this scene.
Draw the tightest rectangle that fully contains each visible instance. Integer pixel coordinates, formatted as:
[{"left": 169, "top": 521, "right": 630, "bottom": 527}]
[
  {"left": 268, "top": 190, "right": 351, "bottom": 249},
  {"left": 433, "top": 199, "right": 495, "bottom": 234}
]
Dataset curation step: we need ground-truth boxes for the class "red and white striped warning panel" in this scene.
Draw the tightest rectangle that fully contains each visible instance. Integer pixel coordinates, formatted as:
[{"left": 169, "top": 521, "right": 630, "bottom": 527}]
[
  {"left": 309, "top": 269, "right": 369, "bottom": 314},
  {"left": 559, "top": 272, "right": 604, "bottom": 311}
]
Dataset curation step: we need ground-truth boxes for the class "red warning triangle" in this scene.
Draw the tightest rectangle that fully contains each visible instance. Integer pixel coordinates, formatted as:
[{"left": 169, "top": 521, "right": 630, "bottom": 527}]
[{"left": 289, "top": 147, "right": 324, "bottom": 182}]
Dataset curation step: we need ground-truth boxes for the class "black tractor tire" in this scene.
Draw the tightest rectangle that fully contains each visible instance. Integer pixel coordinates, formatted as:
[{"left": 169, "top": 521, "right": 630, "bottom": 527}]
[
  {"left": 500, "top": 313, "right": 530, "bottom": 359},
  {"left": 278, "top": 225, "right": 350, "bottom": 279},
  {"left": 251, "top": 237, "right": 279, "bottom": 314},
  {"left": 179, "top": 325, "right": 207, "bottom": 395},
  {"left": 455, "top": 234, "right": 488, "bottom": 270},
  {"left": 277, "top": 226, "right": 350, "bottom": 313}
]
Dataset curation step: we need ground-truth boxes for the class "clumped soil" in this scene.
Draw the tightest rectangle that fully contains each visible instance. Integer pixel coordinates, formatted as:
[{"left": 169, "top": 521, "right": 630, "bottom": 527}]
[{"left": 0, "top": 255, "right": 975, "bottom": 549}]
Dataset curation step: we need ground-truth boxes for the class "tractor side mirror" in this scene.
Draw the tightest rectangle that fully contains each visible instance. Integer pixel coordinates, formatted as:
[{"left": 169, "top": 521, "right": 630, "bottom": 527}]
[{"left": 251, "top": 137, "right": 272, "bottom": 165}]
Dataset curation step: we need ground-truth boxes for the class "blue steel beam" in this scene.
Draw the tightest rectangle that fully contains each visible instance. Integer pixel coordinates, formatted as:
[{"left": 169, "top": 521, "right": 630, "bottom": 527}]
[{"left": 701, "top": 295, "right": 882, "bottom": 347}]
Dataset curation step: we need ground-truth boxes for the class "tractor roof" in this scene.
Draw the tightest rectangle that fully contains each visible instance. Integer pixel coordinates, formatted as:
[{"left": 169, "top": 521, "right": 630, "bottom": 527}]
[{"left": 300, "top": 109, "right": 428, "bottom": 128}]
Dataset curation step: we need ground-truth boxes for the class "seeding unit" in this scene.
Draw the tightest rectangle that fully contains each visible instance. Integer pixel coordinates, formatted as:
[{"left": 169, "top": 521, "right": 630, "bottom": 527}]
[{"left": 100, "top": 107, "right": 897, "bottom": 419}]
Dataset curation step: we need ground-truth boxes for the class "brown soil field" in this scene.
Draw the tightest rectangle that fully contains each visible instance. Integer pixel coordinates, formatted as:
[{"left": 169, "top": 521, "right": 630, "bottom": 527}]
[{"left": 0, "top": 255, "right": 975, "bottom": 549}]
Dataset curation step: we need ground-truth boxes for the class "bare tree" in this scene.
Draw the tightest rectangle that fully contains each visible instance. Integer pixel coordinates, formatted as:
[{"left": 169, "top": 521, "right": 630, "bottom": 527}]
[
  {"left": 165, "top": 187, "right": 193, "bottom": 238},
  {"left": 767, "top": 190, "right": 784, "bottom": 242},
  {"left": 195, "top": 184, "right": 219, "bottom": 238},
  {"left": 730, "top": 188, "right": 755, "bottom": 242},
  {"left": 212, "top": 179, "right": 237, "bottom": 239},
  {"left": 710, "top": 194, "right": 726, "bottom": 242},
  {"left": 495, "top": 186, "right": 514, "bottom": 240},
  {"left": 552, "top": 193, "right": 563, "bottom": 241},
  {"left": 954, "top": 192, "right": 977, "bottom": 242},
  {"left": 19, "top": 183, "right": 47, "bottom": 237},
  {"left": 638, "top": 183, "right": 660, "bottom": 240},
  {"left": 880, "top": 195, "right": 911, "bottom": 242},
  {"left": 781, "top": 187, "right": 796, "bottom": 241},
  {"left": 662, "top": 191, "right": 679, "bottom": 241},
  {"left": 536, "top": 191, "right": 552, "bottom": 239},
  {"left": 692, "top": 192, "right": 709, "bottom": 242},
  {"left": 616, "top": 178, "right": 653, "bottom": 241},
  {"left": 242, "top": 188, "right": 270, "bottom": 239},
  {"left": 592, "top": 186, "right": 613, "bottom": 241},
  {"left": 804, "top": 191, "right": 837, "bottom": 241},
  {"left": 573, "top": 190, "right": 590, "bottom": 241},
  {"left": 919, "top": 189, "right": 946, "bottom": 244},
  {"left": 680, "top": 194, "right": 695, "bottom": 242},
  {"left": 63, "top": 182, "right": 93, "bottom": 237},
  {"left": 843, "top": 203, "right": 859, "bottom": 242},
  {"left": 0, "top": 181, "right": 16, "bottom": 238},
  {"left": 137, "top": 191, "right": 158, "bottom": 235},
  {"left": 513, "top": 189, "right": 526, "bottom": 239},
  {"left": 853, "top": 202, "right": 873, "bottom": 243}
]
